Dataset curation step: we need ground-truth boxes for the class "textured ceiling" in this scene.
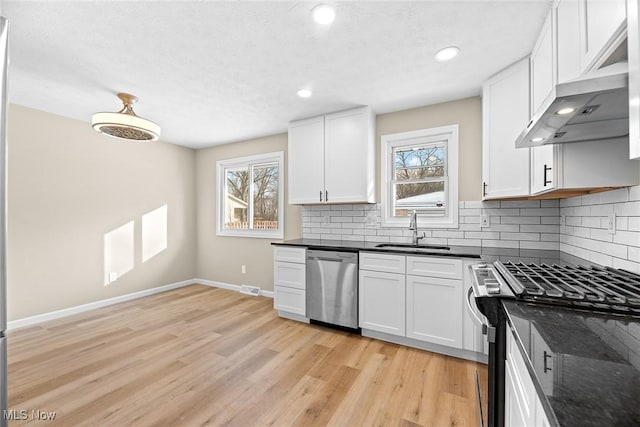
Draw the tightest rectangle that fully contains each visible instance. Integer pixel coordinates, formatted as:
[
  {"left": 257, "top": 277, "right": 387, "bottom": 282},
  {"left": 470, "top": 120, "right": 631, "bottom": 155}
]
[{"left": 3, "top": 1, "right": 551, "bottom": 148}]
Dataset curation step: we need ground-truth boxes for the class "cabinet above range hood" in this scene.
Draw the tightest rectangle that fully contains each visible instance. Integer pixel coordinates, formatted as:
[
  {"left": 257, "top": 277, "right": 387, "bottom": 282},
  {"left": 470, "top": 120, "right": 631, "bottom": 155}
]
[{"left": 515, "top": 62, "right": 629, "bottom": 148}]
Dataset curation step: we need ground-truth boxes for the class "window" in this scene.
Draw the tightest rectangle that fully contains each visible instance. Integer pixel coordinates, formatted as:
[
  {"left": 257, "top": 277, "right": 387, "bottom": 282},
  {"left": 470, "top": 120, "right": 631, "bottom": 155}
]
[
  {"left": 217, "top": 151, "right": 284, "bottom": 238},
  {"left": 381, "top": 125, "right": 458, "bottom": 228}
]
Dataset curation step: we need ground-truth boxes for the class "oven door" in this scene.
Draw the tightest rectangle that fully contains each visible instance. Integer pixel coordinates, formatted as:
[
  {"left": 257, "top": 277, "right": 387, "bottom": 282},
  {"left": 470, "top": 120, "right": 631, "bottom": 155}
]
[{"left": 466, "top": 285, "right": 489, "bottom": 427}]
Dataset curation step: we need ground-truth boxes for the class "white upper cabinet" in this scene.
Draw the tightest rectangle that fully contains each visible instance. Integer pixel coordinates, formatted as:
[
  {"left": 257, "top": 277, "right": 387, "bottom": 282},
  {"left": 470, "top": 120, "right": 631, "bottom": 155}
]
[
  {"left": 530, "top": 145, "right": 557, "bottom": 195},
  {"left": 579, "top": 0, "right": 627, "bottom": 72},
  {"left": 628, "top": 0, "right": 640, "bottom": 159},
  {"left": 288, "top": 116, "right": 326, "bottom": 204},
  {"left": 482, "top": 57, "right": 531, "bottom": 199},
  {"left": 324, "top": 108, "right": 376, "bottom": 203},
  {"left": 556, "top": 0, "right": 582, "bottom": 83},
  {"left": 288, "top": 106, "right": 375, "bottom": 205},
  {"left": 531, "top": 11, "right": 556, "bottom": 115}
]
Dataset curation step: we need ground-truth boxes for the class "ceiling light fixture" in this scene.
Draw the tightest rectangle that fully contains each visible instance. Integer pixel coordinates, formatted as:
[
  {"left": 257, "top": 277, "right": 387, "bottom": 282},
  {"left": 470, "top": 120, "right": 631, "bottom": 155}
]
[
  {"left": 297, "top": 89, "right": 313, "bottom": 98},
  {"left": 556, "top": 107, "right": 575, "bottom": 115},
  {"left": 434, "top": 46, "right": 460, "bottom": 62},
  {"left": 312, "top": 4, "right": 336, "bottom": 25},
  {"left": 91, "top": 93, "right": 160, "bottom": 142}
]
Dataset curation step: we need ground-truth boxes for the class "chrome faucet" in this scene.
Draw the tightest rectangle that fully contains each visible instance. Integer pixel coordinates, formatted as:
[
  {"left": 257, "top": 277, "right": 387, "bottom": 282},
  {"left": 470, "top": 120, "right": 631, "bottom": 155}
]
[{"left": 409, "top": 210, "right": 425, "bottom": 245}]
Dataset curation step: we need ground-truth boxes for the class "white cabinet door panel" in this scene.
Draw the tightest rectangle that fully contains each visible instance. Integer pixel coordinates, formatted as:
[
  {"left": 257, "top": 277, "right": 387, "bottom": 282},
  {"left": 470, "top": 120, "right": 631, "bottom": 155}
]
[
  {"left": 482, "top": 58, "right": 531, "bottom": 199},
  {"left": 274, "top": 286, "right": 305, "bottom": 316},
  {"left": 531, "top": 11, "right": 555, "bottom": 115},
  {"left": 324, "top": 107, "right": 375, "bottom": 203},
  {"left": 580, "top": 0, "right": 627, "bottom": 71},
  {"left": 406, "top": 256, "right": 462, "bottom": 280},
  {"left": 274, "top": 261, "right": 306, "bottom": 290},
  {"left": 288, "top": 116, "right": 325, "bottom": 204},
  {"left": 406, "top": 275, "right": 462, "bottom": 348},
  {"left": 531, "top": 145, "right": 556, "bottom": 194},
  {"left": 556, "top": 0, "right": 581, "bottom": 83},
  {"left": 359, "top": 270, "right": 406, "bottom": 336},
  {"left": 360, "top": 252, "right": 406, "bottom": 274}
]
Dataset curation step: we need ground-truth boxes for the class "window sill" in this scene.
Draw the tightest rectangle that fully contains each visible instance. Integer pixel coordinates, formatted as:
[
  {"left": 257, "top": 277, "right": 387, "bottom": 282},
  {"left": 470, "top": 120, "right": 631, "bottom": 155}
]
[{"left": 216, "top": 229, "right": 284, "bottom": 239}]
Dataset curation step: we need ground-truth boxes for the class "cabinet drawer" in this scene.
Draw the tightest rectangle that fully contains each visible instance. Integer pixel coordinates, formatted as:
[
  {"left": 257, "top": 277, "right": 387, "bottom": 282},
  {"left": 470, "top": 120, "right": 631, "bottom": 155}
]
[
  {"left": 274, "top": 246, "right": 306, "bottom": 263},
  {"left": 406, "top": 256, "right": 462, "bottom": 279},
  {"left": 360, "top": 252, "right": 406, "bottom": 274},
  {"left": 507, "top": 327, "right": 536, "bottom": 421},
  {"left": 274, "top": 261, "right": 305, "bottom": 290},
  {"left": 274, "top": 286, "right": 305, "bottom": 316}
]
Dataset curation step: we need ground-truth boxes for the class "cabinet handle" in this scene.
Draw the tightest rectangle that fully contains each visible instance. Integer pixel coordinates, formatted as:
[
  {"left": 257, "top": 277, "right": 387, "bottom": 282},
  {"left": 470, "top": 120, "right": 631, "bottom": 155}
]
[
  {"left": 483, "top": 182, "right": 488, "bottom": 197},
  {"left": 320, "top": 190, "right": 323, "bottom": 202},
  {"left": 325, "top": 190, "right": 328, "bottom": 202},
  {"left": 543, "top": 351, "right": 552, "bottom": 373},
  {"left": 543, "top": 164, "right": 552, "bottom": 187}
]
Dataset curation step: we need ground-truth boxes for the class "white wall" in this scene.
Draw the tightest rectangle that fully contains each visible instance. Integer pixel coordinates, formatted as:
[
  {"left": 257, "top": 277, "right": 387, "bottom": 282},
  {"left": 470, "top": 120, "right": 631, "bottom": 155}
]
[{"left": 7, "top": 104, "right": 197, "bottom": 320}]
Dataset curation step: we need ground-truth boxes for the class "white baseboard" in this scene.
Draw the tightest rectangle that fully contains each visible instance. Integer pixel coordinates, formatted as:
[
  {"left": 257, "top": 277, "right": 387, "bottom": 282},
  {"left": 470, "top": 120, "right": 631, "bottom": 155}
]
[
  {"left": 7, "top": 278, "right": 275, "bottom": 330},
  {"left": 194, "top": 278, "right": 274, "bottom": 298},
  {"left": 7, "top": 279, "right": 197, "bottom": 330}
]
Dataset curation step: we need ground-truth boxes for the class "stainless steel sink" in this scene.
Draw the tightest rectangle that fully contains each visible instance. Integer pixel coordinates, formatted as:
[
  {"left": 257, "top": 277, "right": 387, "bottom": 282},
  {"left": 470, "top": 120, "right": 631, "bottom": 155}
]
[{"left": 375, "top": 243, "right": 451, "bottom": 251}]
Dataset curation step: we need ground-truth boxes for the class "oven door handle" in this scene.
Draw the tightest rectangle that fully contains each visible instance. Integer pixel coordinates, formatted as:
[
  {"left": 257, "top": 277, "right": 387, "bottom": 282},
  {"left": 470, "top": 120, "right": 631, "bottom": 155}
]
[{"left": 466, "top": 286, "right": 487, "bottom": 329}]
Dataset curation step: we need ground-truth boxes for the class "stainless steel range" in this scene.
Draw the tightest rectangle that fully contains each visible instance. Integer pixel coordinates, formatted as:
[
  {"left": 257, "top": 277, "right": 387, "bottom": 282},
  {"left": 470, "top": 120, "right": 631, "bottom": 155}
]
[{"left": 469, "top": 256, "right": 640, "bottom": 427}]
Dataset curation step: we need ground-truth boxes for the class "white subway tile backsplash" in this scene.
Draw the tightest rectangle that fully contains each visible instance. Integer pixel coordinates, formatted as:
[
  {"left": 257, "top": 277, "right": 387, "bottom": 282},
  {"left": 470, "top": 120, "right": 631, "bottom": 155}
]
[
  {"left": 519, "top": 224, "right": 560, "bottom": 233},
  {"left": 300, "top": 187, "right": 640, "bottom": 275},
  {"left": 482, "top": 239, "right": 519, "bottom": 248},
  {"left": 614, "top": 201, "right": 640, "bottom": 217},
  {"left": 500, "top": 232, "right": 540, "bottom": 241},
  {"left": 613, "top": 231, "right": 640, "bottom": 248},
  {"left": 519, "top": 241, "right": 560, "bottom": 250},
  {"left": 501, "top": 216, "right": 541, "bottom": 225},
  {"left": 520, "top": 208, "right": 560, "bottom": 216}
]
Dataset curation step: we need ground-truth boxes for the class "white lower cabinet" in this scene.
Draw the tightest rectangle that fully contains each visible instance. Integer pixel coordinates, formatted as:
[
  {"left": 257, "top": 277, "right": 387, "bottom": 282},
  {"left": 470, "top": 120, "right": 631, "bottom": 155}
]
[
  {"left": 359, "top": 252, "right": 484, "bottom": 360},
  {"left": 359, "top": 269, "right": 406, "bottom": 336},
  {"left": 505, "top": 326, "right": 551, "bottom": 427},
  {"left": 273, "top": 246, "right": 306, "bottom": 318},
  {"left": 406, "top": 275, "right": 462, "bottom": 348}
]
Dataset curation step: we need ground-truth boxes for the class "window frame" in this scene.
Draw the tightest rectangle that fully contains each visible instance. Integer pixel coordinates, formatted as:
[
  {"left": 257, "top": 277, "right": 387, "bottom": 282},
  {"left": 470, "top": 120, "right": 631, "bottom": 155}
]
[
  {"left": 380, "top": 125, "right": 459, "bottom": 228},
  {"left": 216, "top": 151, "right": 284, "bottom": 238}
]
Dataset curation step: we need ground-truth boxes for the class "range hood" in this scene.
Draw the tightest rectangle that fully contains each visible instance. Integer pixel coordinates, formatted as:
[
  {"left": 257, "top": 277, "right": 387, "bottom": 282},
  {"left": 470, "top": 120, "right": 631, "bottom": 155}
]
[{"left": 515, "top": 62, "right": 629, "bottom": 148}]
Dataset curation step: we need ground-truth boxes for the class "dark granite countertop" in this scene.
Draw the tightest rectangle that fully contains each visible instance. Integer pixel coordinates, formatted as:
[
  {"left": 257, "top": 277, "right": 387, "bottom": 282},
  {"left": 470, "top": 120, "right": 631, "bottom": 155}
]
[
  {"left": 503, "top": 300, "right": 640, "bottom": 427},
  {"left": 272, "top": 238, "right": 586, "bottom": 263}
]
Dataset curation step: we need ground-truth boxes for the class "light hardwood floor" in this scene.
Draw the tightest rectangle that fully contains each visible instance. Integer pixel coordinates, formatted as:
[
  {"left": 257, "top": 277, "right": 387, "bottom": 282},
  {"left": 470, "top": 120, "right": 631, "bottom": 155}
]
[{"left": 7, "top": 285, "right": 487, "bottom": 426}]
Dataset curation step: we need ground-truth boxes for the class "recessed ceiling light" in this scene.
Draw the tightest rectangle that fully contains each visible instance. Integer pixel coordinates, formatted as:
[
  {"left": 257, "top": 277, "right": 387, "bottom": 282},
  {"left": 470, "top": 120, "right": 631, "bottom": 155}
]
[
  {"left": 531, "top": 137, "right": 545, "bottom": 143},
  {"left": 556, "top": 107, "right": 575, "bottom": 115},
  {"left": 434, "top": 46, "right": 460, "bottom": 62},
  {"left": 312, "top": 4, "right": 336, "bottom": 25},
  {"left": 297, "top": 89, "right": 312, "bottom": 98}
]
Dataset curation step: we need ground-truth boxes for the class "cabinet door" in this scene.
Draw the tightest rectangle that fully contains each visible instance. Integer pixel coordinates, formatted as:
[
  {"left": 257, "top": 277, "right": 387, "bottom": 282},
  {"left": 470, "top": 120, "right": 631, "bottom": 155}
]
[
  {"left": 505, "top": 361, "right": 530, "bottom": 427},
  {"left": 288, "top": 116, "right": 326, "bottom": 204},
  {"left": 406, "top": 275, "right": 462, "bottom": 348},
  {"left": 580, "top": 0, "right": 627, "bottom": 72},
  {"left": 556, "top": 0, "right": 581, "bottom": 84},
  {"left": 531, "top": 11, "right": 555, "bottom": 115},
  {"left": 274, "top": 286, "right": 306, "bottom": 316},
  {"left": 629, "top": 0, "right": 640, "bottom": 159},
  {"left": 482, "top": 58, "right": 531, "bottom": 199},
  {"left": 324, "top": 107, "right": 375, "bottom": 203},
  {"left": 359, "top": 270, "right": 405, "bottom": 336},
  {"left": 530, "top": 145, "right": 556, "bottom": 194}
]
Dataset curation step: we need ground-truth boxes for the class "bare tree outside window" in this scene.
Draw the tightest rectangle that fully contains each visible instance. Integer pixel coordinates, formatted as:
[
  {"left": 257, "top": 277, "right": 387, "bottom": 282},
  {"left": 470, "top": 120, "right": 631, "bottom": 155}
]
[
  {"left": 393, "top": 143, "right": 446, "bottom": 217},
  {"left": 224, "top": 163, "right": 279, "bottom": 230}
]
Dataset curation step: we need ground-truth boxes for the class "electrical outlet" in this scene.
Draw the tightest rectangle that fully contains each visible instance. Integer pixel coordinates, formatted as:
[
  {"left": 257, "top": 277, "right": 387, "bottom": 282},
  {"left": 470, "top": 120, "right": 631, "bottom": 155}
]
[
  {"left": 108, "top": 272, "right": 117, "bottom": 284},
  {"left": 323, "top": 215, "right": 330, "bottom": 225},
  {"left": 241, "top": 265, "right": 246, "bottom": 274},
  {"left": 607, "top": 213, "right": 616, "bottom": 234},
  {"left": 560, "top": 215, "right": 566, "bottom": 227},
  {"left": 480, "top": 214, "right": 490, "bottom": 228}
]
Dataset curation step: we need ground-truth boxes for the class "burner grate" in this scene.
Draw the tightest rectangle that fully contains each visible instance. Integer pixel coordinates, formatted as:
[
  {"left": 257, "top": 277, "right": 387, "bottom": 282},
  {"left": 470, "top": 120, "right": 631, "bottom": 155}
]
[{"left": 497, "top": 261, "right": 640, "bottom": 312}]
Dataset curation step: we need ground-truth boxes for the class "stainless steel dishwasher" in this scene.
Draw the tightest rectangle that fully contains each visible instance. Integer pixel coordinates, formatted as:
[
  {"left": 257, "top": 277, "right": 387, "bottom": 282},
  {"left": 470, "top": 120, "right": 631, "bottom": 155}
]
[{"left": 306, "top": 249, "right": 359, "bottom": 330}]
